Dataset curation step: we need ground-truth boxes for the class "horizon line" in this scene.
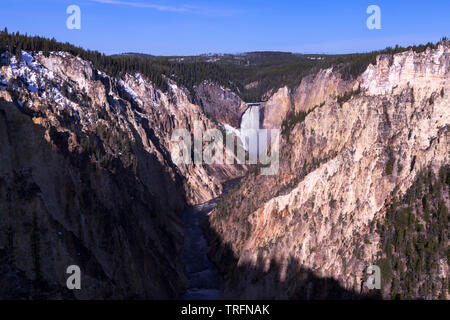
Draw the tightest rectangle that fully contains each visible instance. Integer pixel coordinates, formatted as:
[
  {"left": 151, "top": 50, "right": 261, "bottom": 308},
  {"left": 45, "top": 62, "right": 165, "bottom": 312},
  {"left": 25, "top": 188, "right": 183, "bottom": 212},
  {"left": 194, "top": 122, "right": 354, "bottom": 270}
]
[{"left": 2, "top": 27, "right": 447, "bottom": 58}]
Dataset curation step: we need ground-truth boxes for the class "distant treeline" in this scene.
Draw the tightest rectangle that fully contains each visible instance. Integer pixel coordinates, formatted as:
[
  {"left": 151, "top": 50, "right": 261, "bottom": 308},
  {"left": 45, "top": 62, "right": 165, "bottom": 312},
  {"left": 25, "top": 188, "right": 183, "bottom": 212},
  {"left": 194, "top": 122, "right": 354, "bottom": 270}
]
[
  {"left": 0, "top": 28, "right": 447, "bottom": 102},
  {"left": 0, "top": 28, "right": 236, "bottom": 96}
]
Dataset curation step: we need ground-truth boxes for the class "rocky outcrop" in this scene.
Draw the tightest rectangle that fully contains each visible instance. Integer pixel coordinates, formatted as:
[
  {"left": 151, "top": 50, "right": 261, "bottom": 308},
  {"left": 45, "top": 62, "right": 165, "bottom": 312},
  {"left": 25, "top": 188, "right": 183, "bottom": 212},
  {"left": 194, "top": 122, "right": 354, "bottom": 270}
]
[
  {"left": 291, "top": 67, "right": 354, "bottom": 114},
  {"left": 209, "top": 43, "right": 450, "bottom": 299},
  {"left": 262, "top": 86, "right": 291, "bottom": 130},
  {"left": 194, "top": 81, "right": 245, "bottom": 128}
]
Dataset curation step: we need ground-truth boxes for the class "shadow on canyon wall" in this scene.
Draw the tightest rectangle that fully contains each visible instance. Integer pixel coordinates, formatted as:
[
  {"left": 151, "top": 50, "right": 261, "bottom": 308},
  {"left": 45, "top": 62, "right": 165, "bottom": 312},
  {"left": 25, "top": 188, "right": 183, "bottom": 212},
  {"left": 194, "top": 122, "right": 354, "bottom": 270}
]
[
  {"left": 0, "top": 98, "right": 188, "bottom": 299},
  {"left": 1, "top": 96, "right": 380, "bottom": 300},
  {"left": 204, "top": 218, "right": 381, "bottom": 300}
]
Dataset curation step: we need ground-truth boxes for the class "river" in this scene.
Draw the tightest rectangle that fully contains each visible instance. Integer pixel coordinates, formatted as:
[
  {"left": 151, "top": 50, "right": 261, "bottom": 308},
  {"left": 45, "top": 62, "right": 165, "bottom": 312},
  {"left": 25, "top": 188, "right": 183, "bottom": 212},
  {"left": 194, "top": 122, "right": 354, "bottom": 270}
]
[{"left": 180, "top": 179, "right": 240, "bottom": 300}]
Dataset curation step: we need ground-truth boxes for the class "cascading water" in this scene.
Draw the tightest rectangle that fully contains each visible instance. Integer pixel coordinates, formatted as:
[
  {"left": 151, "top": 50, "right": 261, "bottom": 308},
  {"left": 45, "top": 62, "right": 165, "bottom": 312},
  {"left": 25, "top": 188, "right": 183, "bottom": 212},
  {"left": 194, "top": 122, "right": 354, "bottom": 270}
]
[
  {"left": 240, "top": 105, "right": 260, "bottom": 132},
  {"left": 239, "top": 104, "right": 268, "bottom": 159}
]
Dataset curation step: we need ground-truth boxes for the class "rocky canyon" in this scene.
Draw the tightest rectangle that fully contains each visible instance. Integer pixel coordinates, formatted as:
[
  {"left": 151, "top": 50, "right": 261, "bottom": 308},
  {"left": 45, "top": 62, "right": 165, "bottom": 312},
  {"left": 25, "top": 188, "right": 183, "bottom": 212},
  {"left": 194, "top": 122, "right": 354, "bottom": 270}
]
[{"left": 0, "top": 33, "right": 448, "bottom": 300}]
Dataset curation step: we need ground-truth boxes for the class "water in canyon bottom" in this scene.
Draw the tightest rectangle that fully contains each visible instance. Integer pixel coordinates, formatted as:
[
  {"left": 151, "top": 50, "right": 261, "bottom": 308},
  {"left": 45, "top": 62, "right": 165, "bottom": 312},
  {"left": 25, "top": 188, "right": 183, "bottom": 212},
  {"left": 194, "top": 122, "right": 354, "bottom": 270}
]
[
  {"left": 180, "top": 179, "right": 240, "bottom": 300},
  {"left": 180, "top": 200, "right": 224, "bottom": 300}
]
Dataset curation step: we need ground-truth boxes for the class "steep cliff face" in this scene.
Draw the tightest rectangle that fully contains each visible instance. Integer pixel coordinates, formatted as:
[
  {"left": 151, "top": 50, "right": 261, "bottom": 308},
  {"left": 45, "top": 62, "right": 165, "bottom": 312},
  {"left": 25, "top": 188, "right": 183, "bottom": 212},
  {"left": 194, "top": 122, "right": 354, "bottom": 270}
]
[
  {"left": 0, "top": 51, "right": 243, "bottom": 299},
  {"left": 260, "top": 67, "right": 355, "bottom": 132},
  {"left": 0, "top": 96, "right": 187, "bottom": 299},
  {"left": 262, "top": 86, "right": 291, "bottom": 131},
  {"left": 209, "top": 43, "right": 449, "bottom": 299},
  {"left": 194, "top": 81, "right": 246, "bottom": 128},
  {"left": 291, "top": 67, "right": 354, "bottom": 114}
]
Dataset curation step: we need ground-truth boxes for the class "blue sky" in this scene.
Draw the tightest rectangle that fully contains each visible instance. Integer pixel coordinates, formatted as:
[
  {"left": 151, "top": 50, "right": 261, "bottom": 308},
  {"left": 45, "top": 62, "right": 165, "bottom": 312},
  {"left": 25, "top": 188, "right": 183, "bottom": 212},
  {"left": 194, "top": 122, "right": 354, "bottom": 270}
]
[{"left": 1, "top": 0, "right": 449, "bottom": 55}]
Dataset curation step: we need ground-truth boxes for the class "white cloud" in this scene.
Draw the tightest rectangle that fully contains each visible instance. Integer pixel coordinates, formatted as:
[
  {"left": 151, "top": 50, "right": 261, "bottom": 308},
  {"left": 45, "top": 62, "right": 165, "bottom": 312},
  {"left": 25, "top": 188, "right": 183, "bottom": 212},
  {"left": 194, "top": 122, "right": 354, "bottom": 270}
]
[
  {"left": 92, "top": 0, "right": 191, "bottom": 12},
  {"left": 90, "top": 0, "right": 241, "bottom": 16}
]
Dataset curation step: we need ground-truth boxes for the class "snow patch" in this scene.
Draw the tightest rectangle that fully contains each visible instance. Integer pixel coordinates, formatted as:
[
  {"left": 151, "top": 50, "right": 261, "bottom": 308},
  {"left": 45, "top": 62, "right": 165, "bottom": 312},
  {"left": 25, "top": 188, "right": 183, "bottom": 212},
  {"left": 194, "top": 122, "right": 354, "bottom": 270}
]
[
  {"left": 134, "top": 73, "right": 144, "bottom": 84},
  {"left": 119, "top": 79, "right": 143, "bottom": 105}
]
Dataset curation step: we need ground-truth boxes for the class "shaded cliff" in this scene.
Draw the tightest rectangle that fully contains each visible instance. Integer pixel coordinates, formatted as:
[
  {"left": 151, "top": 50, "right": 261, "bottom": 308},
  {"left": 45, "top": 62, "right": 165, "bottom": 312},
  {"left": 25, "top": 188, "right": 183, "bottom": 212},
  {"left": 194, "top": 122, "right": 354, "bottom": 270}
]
[
  {"left": 0, "top": 96, "right": 186, "bottom": 299},
  {"left": 194, "top": 81, "right": 245, "bottom": 128},
  {"left": 0, "top": 50, "right": 244, "bottom": 299}
]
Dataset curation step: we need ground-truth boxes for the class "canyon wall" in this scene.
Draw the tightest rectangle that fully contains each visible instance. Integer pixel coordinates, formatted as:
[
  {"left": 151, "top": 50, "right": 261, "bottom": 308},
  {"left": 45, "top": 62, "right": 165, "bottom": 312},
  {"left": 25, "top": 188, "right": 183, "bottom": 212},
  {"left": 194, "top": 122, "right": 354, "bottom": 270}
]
[
  {"left": 209, "top": 43, "right": 450, "bottom": 299},
  {"left": 0, "top": 51, "right": 243, "bottom": 298}
]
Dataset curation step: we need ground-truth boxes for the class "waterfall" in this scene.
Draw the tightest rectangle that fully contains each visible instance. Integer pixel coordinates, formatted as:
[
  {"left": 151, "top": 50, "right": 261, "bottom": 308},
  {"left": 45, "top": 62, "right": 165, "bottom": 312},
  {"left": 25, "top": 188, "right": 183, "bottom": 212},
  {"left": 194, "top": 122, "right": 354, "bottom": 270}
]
[
  {"left": 222, "top": 103, "right": 269, "bottom": 160},
  {"left": 240, "top": 104, "right": 267, "bottom": 159},
  {"left": 240, "top": 105, "right": 260, "bottom": 132}
]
